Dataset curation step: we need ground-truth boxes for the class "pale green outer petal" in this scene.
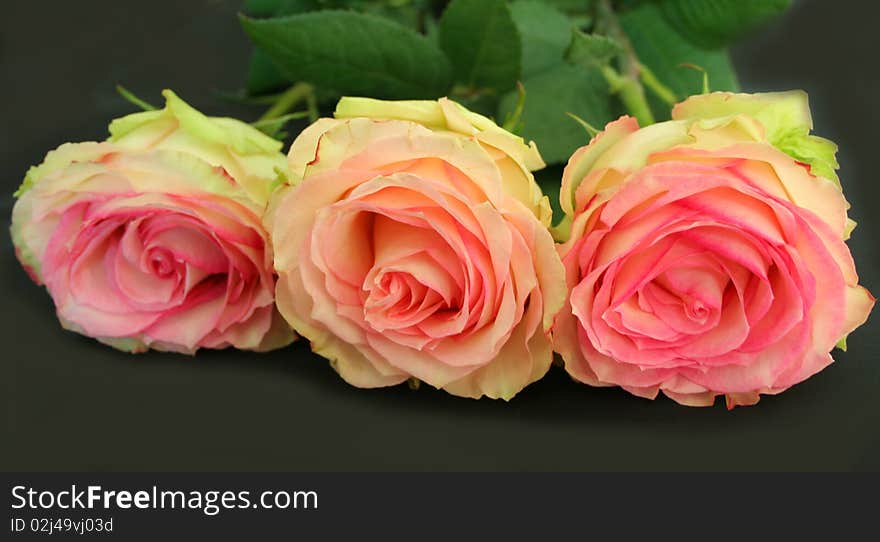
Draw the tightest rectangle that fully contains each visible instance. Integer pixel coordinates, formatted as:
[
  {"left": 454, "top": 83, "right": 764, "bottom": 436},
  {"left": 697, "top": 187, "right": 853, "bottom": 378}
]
[
  {"left": 335, "top": 97, "right": 447, "bottom": 129},
  {"left": 844, "top": 218, "right": 857, "bottom": 240},
  {"left": 774, "top": 130, "right": 839, "bottom": 183},
  {"left": 10, "top": 192, "right": 37, "bottom": 278},
  {"left": 673, "top": 91, "right": 813, "bottom": 135},
  {"left": 210, "top": 117, "right": 285, "bottom": 156},
  {"left": 14, "top": 142, "right": 114, "bottom": 198},
  {"left": 111, "top": 90, "right": 283, "bottom": 155},
  {"left": 108, "top": 89, "right": 288, "bottom": 206},
  {"left": 107, "top": 109, "right": 169, "bottom": 142},
  {"left": 11, "top": 191, "right": 42, "bottom": 281},
  {"left": 673, "top": 91, "right": 840, "bottom": 185},
  {"left": 686, "top": 114, "right": 765, "bottom": 147}
]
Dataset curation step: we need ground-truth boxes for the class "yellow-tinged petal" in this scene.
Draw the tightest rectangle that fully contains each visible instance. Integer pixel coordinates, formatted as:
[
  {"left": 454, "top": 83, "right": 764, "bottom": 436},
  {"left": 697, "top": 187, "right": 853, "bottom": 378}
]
[{"left": 332, "top": 96, "right": 549, "bottom": 222}]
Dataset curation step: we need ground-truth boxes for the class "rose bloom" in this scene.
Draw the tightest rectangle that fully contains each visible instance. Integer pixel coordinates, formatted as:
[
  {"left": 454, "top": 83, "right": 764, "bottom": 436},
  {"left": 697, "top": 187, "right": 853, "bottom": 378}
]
[
  {"left": 11, "top": 90, "right": 295, "bottom": 353},
  {"left": 554, "top": 91, "right": 874, "bottom": 407},
  {"left": 270, "top": 97, "right": 565, "bottom": 399}
]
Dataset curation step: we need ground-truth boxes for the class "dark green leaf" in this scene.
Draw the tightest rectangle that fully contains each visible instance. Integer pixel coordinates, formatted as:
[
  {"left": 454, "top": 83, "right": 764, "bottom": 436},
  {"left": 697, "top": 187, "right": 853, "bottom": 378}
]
[
  {"left": 215, "top": 90, "right": 287, "bottom": 105},
  {"left": 509, "top": 1, "right": 572, "bottom": 78},
  {"left": 566, "top": 31, "right": 623, "bottom": 69},
  {"left": 452, "top": 93, "right": 499, "bottom": 119},
  {"left": 242, "top": 0, "right": 321, "bottom": 96},
  {"left": 543, "top": 0, "right": 595, "bottom": 14},
  {"left": 241, "top": 0, "right": 434, "bottom": 96},
  {"left": 661, "top": 0, "right": 792, "bottom": 49},
  {"left": 246, "top": 49, "right": 292, "bottom": 96},
  {"left": 498, "top": 63, "right": 613, "bottom": 164},
  {"left": 358, "top": 1, "right": 429, "bottom": 29},
  {"left": 620, "top": 2, "right": 739, "bottom": 119},
  {"left": 240, "top": 11, "right": 452, "bottom": 99},
  {"left": 438, "top": 0, "right": 520, "bottom": 91}
]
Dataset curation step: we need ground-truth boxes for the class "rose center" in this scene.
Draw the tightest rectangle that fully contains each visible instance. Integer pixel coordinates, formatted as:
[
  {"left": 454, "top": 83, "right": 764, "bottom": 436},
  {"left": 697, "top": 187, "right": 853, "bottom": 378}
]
[
  {"left": 681, "top": 295, "right": 709, "bottom": 322},
  {"left": 147, "top": 247, "right": 177, "bottom": 278},
  {"left": 363, "top": 269, "right": 448, "bottom": 331}
]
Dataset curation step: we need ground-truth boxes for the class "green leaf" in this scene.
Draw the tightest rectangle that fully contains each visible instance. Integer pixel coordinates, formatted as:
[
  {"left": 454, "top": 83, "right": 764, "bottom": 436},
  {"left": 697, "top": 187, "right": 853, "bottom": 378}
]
[
  {"left": 620, "top": 2, "right": 739, "bottom": 119},
  {"left": 566, "top": 31, "right": 623, "bottom": 70},
  {"left": 242, "top": 0, "right": 320, "bottom": 96},
  {"left": 509, "top": 1, "right": 572, "bottom": 78},
  {"left": 661, "top": 0, "right": 792, "bottom": 49},
  {"left": 240, "top": 11, "right": 452, "bottom": 100},
  {"left": 241, "top": 0, "right": 438, "bottom": 96},
  {"left": 357, "top": 1, "right": 430, "bottom": 29},
  {"left": 543, "top": 0, "right": 595, "bottom": 30},
  {"left": 438, "top": 0, "right": 521, "bottom": 92},
  {"left": 246, "top": 48, "right": 292, "bottom": 96},
  {"left": 543, "top": 0, "right": 595, "bottom": 14},
  {"left": 498, "top": 63, "right": 613, "bottom": 165}
]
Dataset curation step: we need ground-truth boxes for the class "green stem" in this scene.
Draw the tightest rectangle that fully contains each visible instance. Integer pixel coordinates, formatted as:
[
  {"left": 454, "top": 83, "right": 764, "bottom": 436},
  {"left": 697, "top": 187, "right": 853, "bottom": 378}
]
[
  {"left": 639, "top": 64, "right": 678, "bottom": 106},
  {"left": 116, "top": 85, "right": 156, "bottom": 111},
  {"left": 601, "top": 66, "right": 654, "bottom": 127},
  {"left": 502, "top": 82, "right": 526, "bottom": 133},
  {"left": 305, "top": 89, "right": 319, "bottom": 123},
  {"left": 258, "top": 82, "right": 314, "bottom": 122},
  {"left": 617, "top": 78, "right": 655, "bottom": 126},
  {"left": 565, "top": 111, "right": 600, "bottom": 138},
  {"left": 679, "top": 63, "right": 711, "bottom": 94},
  {"left": 595, "top": 0, "right": 655, "bottom": 126}
]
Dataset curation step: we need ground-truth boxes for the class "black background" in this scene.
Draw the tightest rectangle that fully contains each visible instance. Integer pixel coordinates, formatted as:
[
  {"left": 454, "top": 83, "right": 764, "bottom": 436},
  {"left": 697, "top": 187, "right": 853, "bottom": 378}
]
[{"left": 2, "top": 0, "right": 878, "bottom": 471}]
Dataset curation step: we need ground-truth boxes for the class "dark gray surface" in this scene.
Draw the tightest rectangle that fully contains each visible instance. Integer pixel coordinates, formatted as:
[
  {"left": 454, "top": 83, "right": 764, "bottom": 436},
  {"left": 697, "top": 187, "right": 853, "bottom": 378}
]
[{"left": 2, "top": 0, "right": 878, "bottom": 471}]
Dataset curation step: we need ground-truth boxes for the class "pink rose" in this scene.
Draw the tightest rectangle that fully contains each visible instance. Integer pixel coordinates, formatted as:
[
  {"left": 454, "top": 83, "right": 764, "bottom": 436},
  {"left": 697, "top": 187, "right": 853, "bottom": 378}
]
[
  {"left": 270, "top": 97, "right": 566, "bottom": 399},
  {"left": 11, "top": 91, "right": 295, "bottom": 353},
  {"left": 553, "top": 92, "right": 874, "bottom": 407}
]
